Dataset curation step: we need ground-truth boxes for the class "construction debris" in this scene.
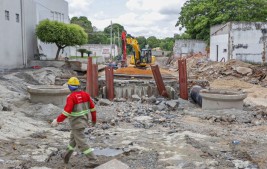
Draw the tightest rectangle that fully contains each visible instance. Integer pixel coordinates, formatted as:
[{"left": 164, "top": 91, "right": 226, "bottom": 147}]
[{"left": 0, "top": 58, "right": 267, "bottom": 169}]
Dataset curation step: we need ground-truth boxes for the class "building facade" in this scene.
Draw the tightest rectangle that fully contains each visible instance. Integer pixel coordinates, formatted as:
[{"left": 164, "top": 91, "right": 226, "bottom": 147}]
[
  {"left": 210, "top": 22, "right": 267, "bottom": 63},
  {"left": 0, "top": 0, "right": 69, "bottom": 69},
  {"left": 173, "top": 40, "right": 207, "bottom": 58},
  {"left": 71, "top": 44, "right": 119, "bottom": 63}
]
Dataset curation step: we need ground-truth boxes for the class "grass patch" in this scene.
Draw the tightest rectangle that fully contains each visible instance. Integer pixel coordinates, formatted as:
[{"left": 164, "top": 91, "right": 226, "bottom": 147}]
[{"left": 69, "top": 56, "right": 101, "bottom": 59}]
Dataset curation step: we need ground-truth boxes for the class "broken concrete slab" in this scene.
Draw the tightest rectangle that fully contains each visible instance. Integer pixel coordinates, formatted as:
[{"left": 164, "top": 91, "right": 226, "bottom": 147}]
[
  {"left": 235, "top": 66, "right": 253, "bottom": 75},
  {"left": 95, "top": 159, "right": 129, "bottom": 169},
  {"left": 99, "top": 99, "right": 112, "bottom": 106},
  {"left": 165, "top": 100, "right": 179, "bottom": 110}
]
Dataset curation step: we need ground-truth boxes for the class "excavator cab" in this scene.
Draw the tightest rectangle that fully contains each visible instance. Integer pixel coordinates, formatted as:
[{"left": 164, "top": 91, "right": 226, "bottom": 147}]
[
  {"left": 130, "top": 48, "right": 156, "bottom": 67},
  {"left": 141, "top": 49, "right": 152, "bottom": 63}
]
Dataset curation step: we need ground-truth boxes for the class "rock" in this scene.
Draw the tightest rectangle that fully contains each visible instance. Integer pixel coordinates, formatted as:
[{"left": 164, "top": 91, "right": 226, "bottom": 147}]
[
  {"left": 132, "top": 94, "right": 141, "bottom": 101},
  {"left": 141, "top": 96, "right": 149, "bottom": 102},
  {"left": 233, "top": 160, "right": 250, "bottom": 169},
  {"left": 166, "top": 86, "right": 176, "bottom": 99},
  {"left": 252, "top": 119, "right": 262, "bottom": 126},
  {"left": 206, "top": 159, "right": 219, "bottom": 167},
  {"left": 156, "top": 102, "right": 167, "bottom": 111},
  {"left": 114, "top": 98, "right": 126, "bottom": 102},
  {"left": 2, "top": 103, "right": 12, "bottom": 111},
  {"left": 95, "top": 159, "right": 129, "bottom": 169},
  {"left": 99, "top": 99, "right": 112, "bottom": 106},
  {"left": 165, "top": 100, "right": 179, "bottom": 110},
  {"left": 235, "top": 67, "right": 252, "bottom": 75},
  {"left": 147, "top": 96, "right": 157, "bottom": 104},
  {"left": 256, "top": 114, "right": 262, "bottom": 119},
  {"left": 134, "top": 116, "right": 152, "bottom": 122},
  {"left": 102, "top": 124, "right": 110, "bottom": 130}
]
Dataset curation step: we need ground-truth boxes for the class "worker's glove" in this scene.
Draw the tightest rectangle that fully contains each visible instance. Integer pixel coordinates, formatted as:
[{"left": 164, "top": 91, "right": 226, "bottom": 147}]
[{"left": 51, "top": 119, "right": 59, "bottom": 127}]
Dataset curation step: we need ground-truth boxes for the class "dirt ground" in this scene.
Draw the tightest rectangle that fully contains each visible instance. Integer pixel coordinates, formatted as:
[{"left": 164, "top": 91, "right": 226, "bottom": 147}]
[{"left": 0, "top": 58, "right": 267, "bottom": 169}]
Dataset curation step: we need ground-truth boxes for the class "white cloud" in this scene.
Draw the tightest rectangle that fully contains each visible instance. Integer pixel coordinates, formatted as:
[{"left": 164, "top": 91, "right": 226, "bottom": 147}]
[
  {"left": 65, "top": 0, "right": 95, "bottom": 17},
  {"left": 126, "top": 0, "right": 181, "bottom": 12},
  {"left": 66, "top": 0, "right": 186, "bottom": 38}
]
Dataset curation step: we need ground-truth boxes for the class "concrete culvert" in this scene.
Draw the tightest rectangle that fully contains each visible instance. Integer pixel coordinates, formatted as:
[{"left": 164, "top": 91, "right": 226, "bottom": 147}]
[{"left": 27, "top": 85, "right": 70, "bottom": 106}]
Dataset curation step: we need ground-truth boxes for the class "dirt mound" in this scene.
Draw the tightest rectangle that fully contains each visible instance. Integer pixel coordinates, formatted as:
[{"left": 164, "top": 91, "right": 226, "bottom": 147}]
[{"left": 114, "top": 67, "right": 171, "bottom": 75}]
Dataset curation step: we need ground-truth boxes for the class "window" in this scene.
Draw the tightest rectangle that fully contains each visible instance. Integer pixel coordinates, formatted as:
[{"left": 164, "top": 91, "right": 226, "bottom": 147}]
[
  {"left": 5, "top": 10, "right": 9, "bottom": 20},
  {"left": 16, "top": 14, "right": 19, "bottom": 23}
]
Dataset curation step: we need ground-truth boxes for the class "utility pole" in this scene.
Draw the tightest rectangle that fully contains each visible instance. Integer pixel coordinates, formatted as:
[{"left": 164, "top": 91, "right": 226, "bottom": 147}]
[
  {"left": 118, "top": 28, "right": 120, "bottom": 55},
  {"left": 113, "top": 32, "right": 116, "bottom": 57},
  {"left": 110, "top": 21, "right": 113, "bottom": 60}
]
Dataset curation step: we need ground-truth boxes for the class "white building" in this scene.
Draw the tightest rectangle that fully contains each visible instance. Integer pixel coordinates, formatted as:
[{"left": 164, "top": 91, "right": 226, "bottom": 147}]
[
  {"left": 0, "top": 0, "right": 69, "bottom": 69},
  {"left": 71, "top": 44, "right": 119, "bottom": 63},
  {"left": 173, "top": 40, "right": 207, "bottom": 58},
  {"left": 210, "top": 22, "right": 267, "bottom": 63}
]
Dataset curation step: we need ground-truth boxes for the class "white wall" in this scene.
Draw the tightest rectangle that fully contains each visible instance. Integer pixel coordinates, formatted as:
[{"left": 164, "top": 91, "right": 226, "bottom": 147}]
[
  {"left": 70, "top": 44, "right": 119, "bottom": 63},
  {"left": 23, "top": 0, "right": 37, "bottom": 64},
  {"left": 0, "top": 0, "right": 69, "bottom": 69},
  {"left": 0, "top": 0, "right": 24, "bottom": 69},
  {"left": 173, "top": 40, "right": 206, "bottom": 57},
  {"left": 230, "top": 22, "right": 267, "bottom": 63},
  {"left": 210, "top": 34, "right": 229, "bottom": 61},
  {"left": 210, "top": 22, "right": 267, "bottom": 63}
]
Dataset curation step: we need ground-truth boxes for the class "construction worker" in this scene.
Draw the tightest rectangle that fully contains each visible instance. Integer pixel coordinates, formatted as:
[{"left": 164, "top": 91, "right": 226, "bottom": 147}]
[{"left": 51, "top": 77, "right": 98, "bottom": 164}]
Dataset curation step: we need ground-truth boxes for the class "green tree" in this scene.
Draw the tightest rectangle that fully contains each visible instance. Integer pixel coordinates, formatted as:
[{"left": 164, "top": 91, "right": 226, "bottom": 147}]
[
  {"left": 71, "top": 16, "right": 93, "bottom": 34},
  {"left": 104, "top": 23, "right": 125, "bottom": 45},
  {"left": 86, "top": 50, "right": 92, "bottom": 56},
  {"left": 176, "top": 0, "right": 267, "bottom": 42},
  {"left": 36, "top": 19, "right": 87, "bottom": 60},
  {"left": 159, "top": 37, "right": 175, "bottom": 51},
  {"left": 88, "top": 31, "right": 109, "bottom": 44},
  {"left": 174, "top": 33, "right": 191, "bottom": 40},
  {"left": 77, "top": 48, "right": 88, "bottom": 58},
  {"left": 136, "top": 36, "right": 147, "bottom": 50},
  {"left": 147, "top": 36, "right": 160, "bottom": 49},
  {"left": 104, "top": 23, "right": 125, "bottom": 35}
]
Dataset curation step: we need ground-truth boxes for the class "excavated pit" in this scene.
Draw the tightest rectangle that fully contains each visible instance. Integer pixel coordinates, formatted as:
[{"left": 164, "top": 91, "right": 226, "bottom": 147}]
[
  {"left": 99, "top": 77, "right": 178, "bottom": 99},
  {"left": 101, "top": 66, "right": 179, "bottom": 99}
]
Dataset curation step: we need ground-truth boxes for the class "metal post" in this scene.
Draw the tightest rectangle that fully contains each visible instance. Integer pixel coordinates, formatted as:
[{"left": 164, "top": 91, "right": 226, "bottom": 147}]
[
  {"left": 92, "top": 64, "right": 98, "bottom": 97},
  {"left": 151, "top": 65, "right": 169, "bottom": 98},
  {"left": 178, "top": 59, "right": 188, "bottom": 100},
  {"left": 105, "top": 66, "right": 114, "bottom": 100},
  {"left": 86, "top": 57, "right": 93, "bottom": 96}
]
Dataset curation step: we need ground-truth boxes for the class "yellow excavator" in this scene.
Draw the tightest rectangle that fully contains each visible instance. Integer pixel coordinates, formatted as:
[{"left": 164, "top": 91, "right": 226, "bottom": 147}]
[{"left": 121, "top": 31, "right": 155, "bottom": 67}]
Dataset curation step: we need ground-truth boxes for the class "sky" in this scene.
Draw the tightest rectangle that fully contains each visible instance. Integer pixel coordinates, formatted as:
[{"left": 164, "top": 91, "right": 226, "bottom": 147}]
[{"left": 65, "top": 0, "right": 187, "bottom": 39}]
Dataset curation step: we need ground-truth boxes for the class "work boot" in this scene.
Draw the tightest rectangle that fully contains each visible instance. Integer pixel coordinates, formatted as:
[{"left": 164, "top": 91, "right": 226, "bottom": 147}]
[
  {"left": 61, "top": 150, "right": 74, "bottom": 164},
  {"left": 86, "top": 152, "right": 98, "bottom": 161}
]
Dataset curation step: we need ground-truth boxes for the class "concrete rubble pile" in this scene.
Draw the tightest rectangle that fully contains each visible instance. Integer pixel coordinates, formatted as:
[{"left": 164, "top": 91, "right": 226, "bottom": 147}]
[
  {"left": 168, "top": 56, "right": 267, "bottom": 88},
  {"left": 0, "top": 62, "right": 267, "bottom": 169}
]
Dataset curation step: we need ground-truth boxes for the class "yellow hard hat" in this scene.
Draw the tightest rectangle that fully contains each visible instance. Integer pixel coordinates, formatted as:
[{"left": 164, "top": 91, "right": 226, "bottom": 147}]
[{"left": 67, "top": 77, "right": 80, "bottom": 86}]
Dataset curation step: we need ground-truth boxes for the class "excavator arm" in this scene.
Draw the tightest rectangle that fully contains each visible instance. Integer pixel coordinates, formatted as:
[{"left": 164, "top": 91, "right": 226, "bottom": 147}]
[{"left": 126, "top": 38, "right": 141, "bottom": 65}]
